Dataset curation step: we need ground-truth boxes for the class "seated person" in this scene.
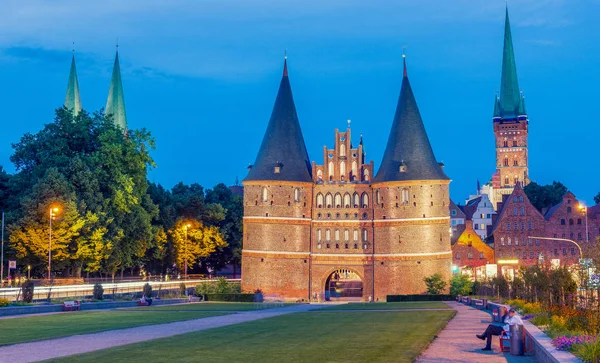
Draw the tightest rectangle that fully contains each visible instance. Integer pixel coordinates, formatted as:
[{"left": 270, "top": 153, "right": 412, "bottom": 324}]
[{"left": 476, "top": 308, "right": 523, "bottom": 351}]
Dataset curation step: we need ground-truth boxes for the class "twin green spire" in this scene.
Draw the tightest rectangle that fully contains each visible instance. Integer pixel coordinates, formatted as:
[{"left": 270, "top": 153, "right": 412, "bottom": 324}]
[
  {"left": 105, "top": 50, "right": 128, "bottom": 131},
  {"left": 63, "top": 48, "right": 128, "bottom": 131},
  {"left": 494, "top": 6, "right": 527, "bottom": 119},
  {"left": 64, "top": 54, "right": 82, "bottom": 116}
]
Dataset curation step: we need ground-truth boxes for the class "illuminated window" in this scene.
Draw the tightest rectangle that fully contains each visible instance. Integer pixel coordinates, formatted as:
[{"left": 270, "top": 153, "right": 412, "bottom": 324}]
[
  {"left": 316, "top": 193, "right": 324, "bottom": 208},
  {"left": 262, "top": 188, "right": 268, "bottom": 202}
]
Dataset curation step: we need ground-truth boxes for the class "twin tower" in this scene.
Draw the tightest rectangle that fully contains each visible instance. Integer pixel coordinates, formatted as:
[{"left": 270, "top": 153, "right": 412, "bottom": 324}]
[{"left": 242, "top": 57, "right": 451, "bottom": 301}]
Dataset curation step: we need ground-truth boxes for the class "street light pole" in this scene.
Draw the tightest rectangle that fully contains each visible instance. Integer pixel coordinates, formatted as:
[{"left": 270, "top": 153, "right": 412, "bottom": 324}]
[
  {"left": 48, "top": 207, "right": 58, "bottom": 282},
  {"left": 1, "top": 212, "right": 4, "bottom": 287},
  {"left": 184, "top": 224, "right": 191, "bottom": 280}
]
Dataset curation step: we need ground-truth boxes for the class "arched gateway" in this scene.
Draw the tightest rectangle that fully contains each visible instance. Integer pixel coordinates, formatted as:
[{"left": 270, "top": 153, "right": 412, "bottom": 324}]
[{"left": 324, "top": 268, "right": 363, "bottom": 301}]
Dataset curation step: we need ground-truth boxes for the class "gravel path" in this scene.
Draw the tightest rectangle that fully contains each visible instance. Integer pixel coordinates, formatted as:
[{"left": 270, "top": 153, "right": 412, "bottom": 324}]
[
  {"left": 416, "top": 302, "right": 536, "bottom": 363},
  {"left": 0, "top": 304, "right": 322, "bottom": 363}
]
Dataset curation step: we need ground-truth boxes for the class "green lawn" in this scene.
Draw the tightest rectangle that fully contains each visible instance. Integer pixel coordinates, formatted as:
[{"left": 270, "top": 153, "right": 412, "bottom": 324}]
[
  {"left": 318, "top": 301, "right": 450, "bottom": 310},
  {"left": 132, "top": 302, "right": 294, "bottom": 312},
  {"left": 0, "top": 310, "right": 228, "bottom": 346},
  {"left": 51, "top": 310, "right": 456, "bottom": 363}
]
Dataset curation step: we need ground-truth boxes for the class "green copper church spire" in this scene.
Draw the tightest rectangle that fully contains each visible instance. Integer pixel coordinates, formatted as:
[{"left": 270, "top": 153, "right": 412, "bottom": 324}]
[
  {"left": 64, "top": 52, "right": 82, "bottom": 116},
  {"left": 496, "top": 5, "right": 526, "bottom": 119},
  {"left": 105, "top": 49, "right": 128, "bottom": 131}
]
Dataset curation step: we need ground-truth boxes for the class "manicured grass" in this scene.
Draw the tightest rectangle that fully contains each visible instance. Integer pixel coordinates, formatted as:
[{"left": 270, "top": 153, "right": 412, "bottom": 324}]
[
  {"left": 52, "top": 310, "right": 456, "bottom": 363},
  {"left": 133, "top": 302, "right": 294, "bottom": 312},
  {"left": 318, "top": 301, "right": 450, "bottom": 310},
  {"left": 0, "top": 311, "right": 228, "bottom": 346}
]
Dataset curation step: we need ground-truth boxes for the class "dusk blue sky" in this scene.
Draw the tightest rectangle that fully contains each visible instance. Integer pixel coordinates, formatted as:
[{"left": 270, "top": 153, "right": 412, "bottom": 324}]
[{"left": 1, "top": 0, "right": 598, "bottom": 205}]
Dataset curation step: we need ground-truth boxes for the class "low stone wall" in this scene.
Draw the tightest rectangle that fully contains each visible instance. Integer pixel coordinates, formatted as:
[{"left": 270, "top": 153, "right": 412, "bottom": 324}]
[
  {"left": 0, "top": 298, "right": 188, "bottom": 317},
  {"left": 523, "top": 321, "right": 582, "bottom": 363}
]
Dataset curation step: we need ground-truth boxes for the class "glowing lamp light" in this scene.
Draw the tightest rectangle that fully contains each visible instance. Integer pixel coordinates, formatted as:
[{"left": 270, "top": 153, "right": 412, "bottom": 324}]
[
  {"left": 451, "top": 265, "right": 459, "bottom": 273},
  {"left": 497, "top": 259, "right": 519, "bottom": 265}
]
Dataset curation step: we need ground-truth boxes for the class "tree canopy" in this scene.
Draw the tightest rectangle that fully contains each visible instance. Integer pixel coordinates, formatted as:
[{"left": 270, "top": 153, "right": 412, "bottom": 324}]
[{"left": 524, "top": 181, "right": 568, "bottom": 212}]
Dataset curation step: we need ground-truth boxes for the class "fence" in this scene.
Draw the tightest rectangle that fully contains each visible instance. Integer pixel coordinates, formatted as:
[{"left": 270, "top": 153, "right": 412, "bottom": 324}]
[{"left": 0, "top": 279, "right": 241, "bottom": 302}]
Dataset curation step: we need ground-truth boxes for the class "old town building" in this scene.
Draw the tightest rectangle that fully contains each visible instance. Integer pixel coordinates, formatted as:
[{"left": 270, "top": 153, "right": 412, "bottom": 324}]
[
  {"left": 241, "top": 56, "right": 451, "bottom": 301},
  {"left": 452, "top": 220, "right": 495, "bottom": 280},
  {"left": 492, "top": 183, "right": 600, "bottom": 277}
]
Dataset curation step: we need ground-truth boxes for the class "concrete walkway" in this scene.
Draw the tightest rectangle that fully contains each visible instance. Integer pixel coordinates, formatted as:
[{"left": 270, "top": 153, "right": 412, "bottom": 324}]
[
  {"left": 0, "top": 304, "right": 323, "bottom": 363},
  {"left": 417, "top": 302, "right": 535, "bottom": 363}
]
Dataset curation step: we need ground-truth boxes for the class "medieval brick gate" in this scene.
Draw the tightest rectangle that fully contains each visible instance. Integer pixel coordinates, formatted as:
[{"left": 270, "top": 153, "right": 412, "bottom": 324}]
[{"left": 324, "top": 268, "right": 363, "bottom": 301}]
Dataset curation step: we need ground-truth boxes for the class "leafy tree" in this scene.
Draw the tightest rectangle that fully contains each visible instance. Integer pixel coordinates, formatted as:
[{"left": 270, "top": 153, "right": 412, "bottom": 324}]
[
  {"left": 594, "top": 192, "right": 600, "bottom": 205},
  {"left": 0, "top": 165, "right": 10, "bottom": 211},
  {"left": 424, "top": 273, "right": 447, "bottom": 294},
  {"left": 168, "top": 219, "right": 227, "bottom": 273},
  {"left": 524, "top": 181, "right": 568, "bottom": 212},
  {"left": 450, "top": 274, "right": 473, "bottom": 296}
]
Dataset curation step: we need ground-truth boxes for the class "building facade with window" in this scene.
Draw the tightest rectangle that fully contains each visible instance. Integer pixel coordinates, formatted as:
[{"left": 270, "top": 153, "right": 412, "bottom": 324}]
[
  {"left": 452, "top": 220, "right": 496, "bottom": 280},
  {"left": 492, "top": 183, "right": 600, "bottom": 277},
  {"left": 242, "top": 56, "right": 451, "bottom": 301}
]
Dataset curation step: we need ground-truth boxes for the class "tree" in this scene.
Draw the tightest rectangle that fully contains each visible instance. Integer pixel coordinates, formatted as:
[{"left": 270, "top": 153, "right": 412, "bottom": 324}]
[
  {"left": 450, "top": 274, "right": 473, "bottom": 296},
  {"left": 424, "top": 273, "right": 447, "bottom": 294},
  {"left": 168, "top": 219, "right": 227, "bottom": 273},
  {"left": 524, "top": 181, "right": 568, "bottom": 212},
  {"left": 594, "top": 192, "right": 600, "bottom": 205}
]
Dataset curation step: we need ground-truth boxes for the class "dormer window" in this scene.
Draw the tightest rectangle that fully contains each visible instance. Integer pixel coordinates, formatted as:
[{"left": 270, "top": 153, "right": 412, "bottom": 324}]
[
  {"left": 399, "top": 161, "right": 407, "bottom": 173},
  {"left": 274, "top": 161, "right": 283, "bottom": 174}
]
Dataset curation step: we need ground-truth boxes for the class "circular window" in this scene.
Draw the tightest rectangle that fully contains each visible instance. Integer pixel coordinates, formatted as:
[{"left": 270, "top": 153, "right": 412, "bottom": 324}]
[
  {"left": 352, "top": 153, "right": 357, "bottom": 158},
  {"left": 328, "top": 153, "right": 334, "bottom": 158},
  {"left": 340, "top": 137, "right": 346, "bottom": 142}
]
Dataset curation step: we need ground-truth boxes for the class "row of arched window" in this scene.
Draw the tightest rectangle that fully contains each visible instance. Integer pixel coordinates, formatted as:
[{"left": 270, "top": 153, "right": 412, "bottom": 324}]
[
  {"left": 500, "top": 236, "right": 539, "bottom": 246},
  {"left": 505, "top": 221, "right": 533, "bottom": 231},
  {"left": 316, "top": 228, "right": 368, "bottom": 242},
  {"left": 316, "top": 192, "right": 369, "bottom": 208},
  {"left": 455, "top": 251, "right": 485, "bottom": 260},
  {"left": 316, "top": 165, "right": 370, "bottom": 182}
]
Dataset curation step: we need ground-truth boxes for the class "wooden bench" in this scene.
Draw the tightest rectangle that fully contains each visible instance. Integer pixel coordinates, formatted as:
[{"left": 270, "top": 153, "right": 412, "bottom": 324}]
[
  {"left": 474, "top": 299, "right": 484, "bottom": 309},
  {"left": 62, "top": 301, "right": 80, "bottom": 311},
  {"left": 499, "top": 331, "right": 511, "bottom": 352}
]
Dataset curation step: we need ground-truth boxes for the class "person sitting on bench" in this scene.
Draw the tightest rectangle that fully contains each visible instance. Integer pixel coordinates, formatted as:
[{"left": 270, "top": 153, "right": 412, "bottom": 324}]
[
  {"left": 140, "top": 295, "right": 153, "bottom": 306},
  {"left": 476, "top": 308, "right": 523, "bottom": 351}
]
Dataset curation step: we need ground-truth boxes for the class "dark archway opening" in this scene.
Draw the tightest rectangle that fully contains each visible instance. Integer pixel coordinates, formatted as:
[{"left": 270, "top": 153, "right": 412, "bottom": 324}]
[{"left": 325, "top": 268, "right": 363, "bottom": 301}]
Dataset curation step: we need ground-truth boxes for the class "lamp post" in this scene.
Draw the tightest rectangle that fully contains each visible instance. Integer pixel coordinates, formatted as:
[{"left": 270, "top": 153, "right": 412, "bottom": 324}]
[
  {"left": 183, "top": 224, "right": 191, "bottom": 280},
  {"left": 579, "top": 204, "right": 589, "bottom": 245},
  {"left": 27, "top": 265, "right": 31, "bottom": 280},
  {"left": 48, "top": 207, "right": 59, "bottom": 282},
  {"left": 1, "top": 212, "right": 4, "bottom": 287}
]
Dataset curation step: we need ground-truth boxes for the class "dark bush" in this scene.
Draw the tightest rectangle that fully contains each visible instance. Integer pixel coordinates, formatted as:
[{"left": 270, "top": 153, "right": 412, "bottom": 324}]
[
  {"left": 179, "top": 283, "right": 187, "bottom": 296},
  {"left": 21, "top": 280, "right": 35, "bottom": 303},
  {"left": 93, "top": 283, "right": 104, "bottom": 300},
  {"left": 203, "top": 294, "right": 254, "bottom": 302},
  {"left": 387, "top": 294, "right": 454, "bottom": 302},
  {"left": 143, "top": 283, "right": 153, "bottom": 298}
]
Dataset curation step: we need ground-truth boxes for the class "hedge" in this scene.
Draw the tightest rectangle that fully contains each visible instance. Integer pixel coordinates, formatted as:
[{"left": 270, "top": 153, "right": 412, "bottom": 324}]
[
  {"left": 203, "top": 293, "right": 255, "bottom": 302},
  {"left": 387, "top": 294, "right": 454, "bottom": 302}
]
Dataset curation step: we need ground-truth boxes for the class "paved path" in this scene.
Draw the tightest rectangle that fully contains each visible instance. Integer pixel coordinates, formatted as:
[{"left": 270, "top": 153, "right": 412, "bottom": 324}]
[
  {"left": 0, "top": 304, "right": 323, "bottom": 363},
  {"left": 417, "top": 302, "right": 535, "bottom": 363}
]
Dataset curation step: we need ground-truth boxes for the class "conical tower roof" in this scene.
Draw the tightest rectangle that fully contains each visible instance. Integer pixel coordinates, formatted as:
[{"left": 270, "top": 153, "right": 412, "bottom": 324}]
[
  {"left": 244, "top": 58, "right": 312, "bottom": 183},
  {"left": 64, "top": 54, "right": 82, "bottom": 116},
  {"left": 373, "top": 58, "right": 448, "bottom": 183},
  {"left": 496, "top": 6, "right": 526, "bottom": 119},
  {"left": 105, "top": 50, "right": 128, "bottom": 131}
]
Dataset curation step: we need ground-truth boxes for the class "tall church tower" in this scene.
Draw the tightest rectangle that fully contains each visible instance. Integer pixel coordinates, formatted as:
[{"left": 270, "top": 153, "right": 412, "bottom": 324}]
[
  {"left": 371, "top": 56, "right": 451, "bottom": 297},
  {"left": 491, "top": 6, "right": 529, "bottom": 207},
  {"left": 106, "top": 48, "right": 128, "bottom": 133},
  {"left": 64, "top": 52, "right": 82, "bottom": 117},
  {"left": 242, "top": 58, "right": 313, "bottom": 298}
]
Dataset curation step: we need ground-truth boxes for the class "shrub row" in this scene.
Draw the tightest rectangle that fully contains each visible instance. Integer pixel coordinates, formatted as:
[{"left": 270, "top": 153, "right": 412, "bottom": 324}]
[
  {"left": 387, "top": 294, "right": 454, "bottom": 302},
  {"left": 202, "top": 293, "right": 255, "bottom": 302}
]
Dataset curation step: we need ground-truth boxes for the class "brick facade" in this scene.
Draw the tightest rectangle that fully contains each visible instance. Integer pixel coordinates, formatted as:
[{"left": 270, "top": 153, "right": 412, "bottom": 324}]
[{"left": 452, "top": 220, "right": 495, "bottom": 279}]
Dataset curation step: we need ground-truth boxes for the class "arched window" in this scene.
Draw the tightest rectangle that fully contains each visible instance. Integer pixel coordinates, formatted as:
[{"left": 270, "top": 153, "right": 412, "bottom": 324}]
[
  {"left": 334, "top": 229, "right": 340, "bottom": 241},
  {"left": 316, "top": 193, "right": 324, "bottom": 208},
  {"left": 401, "top": 188, "right": 409, "bottom": 204},
  {"left": 504, "top": 157, "right": 509, "bottom": 166},
  {"left": 569, "top": 219, "right": 574, "bottom": 225},
  {"left": 344, "top": 193, "right": 351, "bottom": 208},
  {"left": 362, "top": 193, "right": 369, "bottom": 208},
  {"left": 340, "top": 161, "right": 346, "bottom": 178},
  {"left": 513, "top": 138, "right": 517, "bottom": 147},
  {"left": 362, "top": 229, "right": 368, "bottom": 241},
  {"left": 520, "top": 207, "right": 525, "bottom": 216},
  {"left": 352, "top": 161, "right": 358, "bottom": 180},
  {"left": 363, "top": 169, "right": 369, "bottom": 181},
  {"left": 294, "top": 188, "right": 301, "bottom": 202},
  {"left": 317, "top": 170, "right": 323, "bottom": 181},
  {"left": 344, "top": 229, "right": 349, "bottom": 241},
  {"left": 340, "top": 144, "right": 346, "bottom": 157},
  {"left": 334, "top": 193, "right": 342, "bottom": 208},
  {"left": 353, "top": 229, "right": 359, "bottom": 241},
  {"left": 376, "top": 190, "right": 381, "bottom": 204},
  {"left": 326, "top": 229, "right": 331, "bottom": 241},
  {"left": 353, "top": 193, "right": 360, "bottom": 207},
  {"left": 325, "top": 193, "right": 333, "bottom": 208},
  {"left": 504, "top": 177, "right": 509, "bottom": 185},
  {"left": 514, "top": 175, "right": 519, "bottom": 184},
  {"left": 513, "top": 160, "right": 519, "bottom": 166},
  {"left": 262, "top": 188, "right": 268, "bottom": 202},
  {"left": 455, "top": 252, "right": 461, "bottom": 260},
  {"left": 520, "top": 222, "right": 525, "bottom": 230},
  {"left": 317, "top": 229, "right": 322, "bottom": 242},
  {"left": 528, "top": 221, "right": 532, "bottom": 230},
  {"left": 508, "top": 237, "right": 512, "bottom": 246},
  {"left": 501, "top": 237, "right": 505, "bottom": 245},
  {"left": 513, "top": 207, "right": 518, "bottom": 216},
  {"left": 503, "top": 138, "right": 508, "bottom": 147},
  {"left": 519, "top": 196, "right": 524, "bottom": 202},
  {"left": 467, "top": 252, "right": 473, "bottom": 259},
  {"left": 328, "top": 161, "right": 334, "bottom": 178}
]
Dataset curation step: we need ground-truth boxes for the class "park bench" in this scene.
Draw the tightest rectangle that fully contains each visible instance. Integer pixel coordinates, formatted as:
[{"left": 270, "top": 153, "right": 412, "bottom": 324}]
[
  {"left": 62, "top": 300, "right": 80, "bottom": 311},
  {"left": 474, "top": 299, "right": 484, "bottom": 310},
  {"left": 188, "top": 296, "right": 201, "bottom": 303},
  {"left": 137, "top": 300, "right": 149, "bottom": 306}
]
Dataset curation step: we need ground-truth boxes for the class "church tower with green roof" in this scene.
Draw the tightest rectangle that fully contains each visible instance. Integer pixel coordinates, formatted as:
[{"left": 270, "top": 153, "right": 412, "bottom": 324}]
[
  {"left": 490, "top": 6, "right": 529, "bottom": 208},
  {"left": 105, "top": 49, "right": 128, "bottom": 132},
  {"left": 64, "top": 53, "right": 82, "bottom": 117}
]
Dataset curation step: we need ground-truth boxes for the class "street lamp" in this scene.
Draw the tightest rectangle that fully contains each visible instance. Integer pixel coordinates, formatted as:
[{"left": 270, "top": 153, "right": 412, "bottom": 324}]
[
  {"left": 27, "top": 265, "right": 31, "bottom": 280},
  {"left": 48, "top": 207, "right": 59, "bottom": 282},
  {"left": 183, "top": 224, "right": 191, "bottom": 280},
  {"left": 579, "top": 204, "right": 589, "bottom": 245}
]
